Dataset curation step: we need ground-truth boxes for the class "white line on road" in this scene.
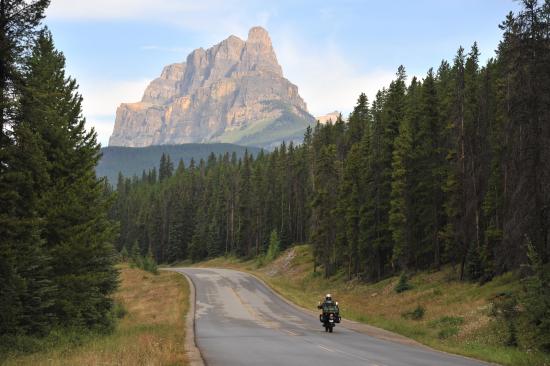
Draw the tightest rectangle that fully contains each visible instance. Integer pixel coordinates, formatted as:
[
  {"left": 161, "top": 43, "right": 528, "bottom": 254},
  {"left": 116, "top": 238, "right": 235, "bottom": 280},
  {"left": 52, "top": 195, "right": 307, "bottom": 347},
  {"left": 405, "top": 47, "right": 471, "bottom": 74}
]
[{"left": 318, "top": 345, "right": 335, "bottom": 353}]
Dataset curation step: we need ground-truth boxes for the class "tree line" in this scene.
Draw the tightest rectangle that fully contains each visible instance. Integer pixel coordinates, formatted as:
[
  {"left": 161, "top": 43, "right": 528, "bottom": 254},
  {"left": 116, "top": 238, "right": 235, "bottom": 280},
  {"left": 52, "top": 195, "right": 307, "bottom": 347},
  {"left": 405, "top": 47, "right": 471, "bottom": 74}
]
[
  {"left": 0, "top": 0, "right": 118, "bottom": 340},
  {"left": 114, "top": 0, "right": 549, "bottom": 283}
]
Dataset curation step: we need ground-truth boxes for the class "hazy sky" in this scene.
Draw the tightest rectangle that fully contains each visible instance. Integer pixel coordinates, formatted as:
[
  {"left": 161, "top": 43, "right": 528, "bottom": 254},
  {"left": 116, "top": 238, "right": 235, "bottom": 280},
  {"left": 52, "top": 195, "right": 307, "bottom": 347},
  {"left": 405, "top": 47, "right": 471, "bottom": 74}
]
[{"left": 45, "top": 0, "right": 519, "bottom": 146}]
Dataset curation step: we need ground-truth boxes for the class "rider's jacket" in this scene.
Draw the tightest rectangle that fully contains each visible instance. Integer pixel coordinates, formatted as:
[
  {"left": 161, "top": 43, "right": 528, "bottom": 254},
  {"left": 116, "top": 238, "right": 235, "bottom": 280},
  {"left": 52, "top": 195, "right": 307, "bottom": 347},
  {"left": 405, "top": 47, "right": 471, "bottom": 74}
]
[{"left": 318, "top": 300, "right": 337, "bottom": 311}]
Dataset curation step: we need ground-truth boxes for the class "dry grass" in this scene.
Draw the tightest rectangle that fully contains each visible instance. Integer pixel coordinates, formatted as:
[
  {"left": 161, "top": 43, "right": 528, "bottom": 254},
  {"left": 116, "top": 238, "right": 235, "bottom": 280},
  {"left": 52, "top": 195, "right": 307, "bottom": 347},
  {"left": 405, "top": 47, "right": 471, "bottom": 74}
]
[
  {"left": 5, "top": 265, "right": 189, "bottom": 366},
  {"left": 196, "top": 245, "right": 550, "bottom": 366}
]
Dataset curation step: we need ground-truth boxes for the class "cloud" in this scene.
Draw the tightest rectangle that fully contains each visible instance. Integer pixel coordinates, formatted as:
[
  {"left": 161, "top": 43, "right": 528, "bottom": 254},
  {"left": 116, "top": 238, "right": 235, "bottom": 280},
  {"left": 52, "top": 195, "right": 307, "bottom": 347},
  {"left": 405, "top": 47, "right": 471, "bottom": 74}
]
[
  {"left": 77, "top": 78, "right": 151, "bottom": 146},
  {"left": 48, "top": 1, "right": 211, "bottom": 21},
  {"left": 47, "top": 0, "right": 272, "bottom": 41},
  {"left": 274, "top": 31, "right": 396, "bottom": 117}
]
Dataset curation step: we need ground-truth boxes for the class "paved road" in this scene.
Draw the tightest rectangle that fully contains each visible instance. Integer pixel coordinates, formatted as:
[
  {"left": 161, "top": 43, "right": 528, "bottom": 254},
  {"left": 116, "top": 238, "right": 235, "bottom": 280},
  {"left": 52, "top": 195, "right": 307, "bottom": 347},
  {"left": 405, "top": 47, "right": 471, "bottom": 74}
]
[{"left": 174, "top": 268, "right": 490, "bottom": 366}]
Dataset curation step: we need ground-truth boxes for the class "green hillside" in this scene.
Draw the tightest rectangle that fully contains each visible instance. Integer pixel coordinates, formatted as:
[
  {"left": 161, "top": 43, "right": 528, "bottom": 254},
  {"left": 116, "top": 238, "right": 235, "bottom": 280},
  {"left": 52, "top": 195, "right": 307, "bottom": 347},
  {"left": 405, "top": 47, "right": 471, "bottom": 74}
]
[
  {"left": 214, "top": 103, "right": 315, "bottom": 149},
  {"left": 97, "top": 143, "right": 263, "bottom": 184}
]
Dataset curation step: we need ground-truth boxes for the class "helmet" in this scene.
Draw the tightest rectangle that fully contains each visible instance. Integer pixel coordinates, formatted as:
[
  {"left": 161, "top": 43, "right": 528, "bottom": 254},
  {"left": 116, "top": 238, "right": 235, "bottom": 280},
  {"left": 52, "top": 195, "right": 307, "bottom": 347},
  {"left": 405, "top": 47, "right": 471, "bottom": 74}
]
[{"left": 325, "top": 294, "right": 332, "bottom": 301}]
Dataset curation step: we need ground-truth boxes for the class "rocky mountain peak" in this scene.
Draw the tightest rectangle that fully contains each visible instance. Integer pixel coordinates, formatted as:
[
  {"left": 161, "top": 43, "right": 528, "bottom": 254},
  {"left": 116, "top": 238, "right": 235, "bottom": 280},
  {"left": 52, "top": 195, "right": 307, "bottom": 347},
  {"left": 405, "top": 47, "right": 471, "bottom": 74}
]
[
  {"left": 242, "top": 26, "right": 282, "bottom": 76},
  {"left": 109, "top": 27, "right": 314, "bottom": 149},
  {"left": 247, "top": 26, "right": 271, "bottom": 45}
]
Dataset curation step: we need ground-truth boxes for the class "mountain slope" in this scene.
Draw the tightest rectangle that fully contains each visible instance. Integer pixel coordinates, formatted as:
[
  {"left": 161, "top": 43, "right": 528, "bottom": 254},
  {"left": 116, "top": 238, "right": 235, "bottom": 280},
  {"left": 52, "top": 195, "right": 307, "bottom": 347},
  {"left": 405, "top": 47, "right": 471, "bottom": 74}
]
[
  {"left": 109, "top": 27, "right": 315, "bottom": 149},
  {"left": 97, "top": 143, "right": 262, "bottom": 184}
]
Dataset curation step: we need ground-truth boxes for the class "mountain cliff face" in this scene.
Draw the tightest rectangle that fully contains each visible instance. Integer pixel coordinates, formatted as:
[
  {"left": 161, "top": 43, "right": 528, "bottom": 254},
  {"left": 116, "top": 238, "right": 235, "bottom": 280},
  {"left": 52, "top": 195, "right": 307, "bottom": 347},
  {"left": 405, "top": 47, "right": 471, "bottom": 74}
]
[
  {"left": 316, "top": 111, "right": 341, "bottom": 124},
  {"left": 109, "top": 27, "right": 315, "bottom": 149}
]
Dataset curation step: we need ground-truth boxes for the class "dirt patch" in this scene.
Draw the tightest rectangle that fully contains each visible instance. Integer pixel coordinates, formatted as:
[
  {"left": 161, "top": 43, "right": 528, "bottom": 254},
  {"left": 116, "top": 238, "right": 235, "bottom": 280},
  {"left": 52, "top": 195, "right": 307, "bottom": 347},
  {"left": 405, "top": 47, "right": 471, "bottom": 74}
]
[{"left": 264, "top": 247, "right": 297, "bottom": 277}]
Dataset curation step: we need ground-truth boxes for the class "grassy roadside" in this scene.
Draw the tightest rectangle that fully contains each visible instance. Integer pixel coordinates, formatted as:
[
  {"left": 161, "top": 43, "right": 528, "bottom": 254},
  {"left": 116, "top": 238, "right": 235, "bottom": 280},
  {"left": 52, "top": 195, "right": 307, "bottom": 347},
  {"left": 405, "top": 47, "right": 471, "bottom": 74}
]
[
  {"left": 190, "top": 245, "right": 550, "bottom": 366},
  {"left": 3, "top": 265, "right": 189, "bottom": 366}
]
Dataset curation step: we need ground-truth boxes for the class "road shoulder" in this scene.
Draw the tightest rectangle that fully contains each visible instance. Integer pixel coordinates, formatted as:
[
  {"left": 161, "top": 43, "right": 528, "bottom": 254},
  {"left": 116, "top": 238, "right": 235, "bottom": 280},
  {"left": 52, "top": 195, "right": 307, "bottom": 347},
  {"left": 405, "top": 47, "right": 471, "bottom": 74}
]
[{"left": 164, "top": 269, "right": 205, "bottom": 366}]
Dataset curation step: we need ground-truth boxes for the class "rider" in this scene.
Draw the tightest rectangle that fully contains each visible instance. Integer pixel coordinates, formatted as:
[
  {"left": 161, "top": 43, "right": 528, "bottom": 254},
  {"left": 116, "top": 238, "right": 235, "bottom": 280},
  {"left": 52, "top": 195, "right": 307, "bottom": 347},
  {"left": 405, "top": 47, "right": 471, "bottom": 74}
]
[
  {"left": 317, "top": 294, "right": 340, "bottom": 323},
  {"left": 318, "top": 294, "right": 336, "bottom": 310}
]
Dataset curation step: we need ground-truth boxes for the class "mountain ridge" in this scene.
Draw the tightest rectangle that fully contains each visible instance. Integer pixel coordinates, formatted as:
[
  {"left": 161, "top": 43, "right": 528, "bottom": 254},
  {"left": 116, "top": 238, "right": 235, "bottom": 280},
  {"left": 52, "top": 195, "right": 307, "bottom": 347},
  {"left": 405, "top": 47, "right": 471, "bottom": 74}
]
[
  {"left": 109, "top": 26, "right": 315, "bottom": 149},
  {"left": 97, "top": 143, "right": 263, "bottom": 184}
]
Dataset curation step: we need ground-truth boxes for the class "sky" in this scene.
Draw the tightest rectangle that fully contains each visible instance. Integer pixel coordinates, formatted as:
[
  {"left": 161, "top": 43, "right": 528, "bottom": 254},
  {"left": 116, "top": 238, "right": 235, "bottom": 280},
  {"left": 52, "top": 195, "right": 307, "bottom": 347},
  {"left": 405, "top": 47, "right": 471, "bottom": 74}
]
[{"left": 45, "top": 0, "right": 520, "bottom": 146}]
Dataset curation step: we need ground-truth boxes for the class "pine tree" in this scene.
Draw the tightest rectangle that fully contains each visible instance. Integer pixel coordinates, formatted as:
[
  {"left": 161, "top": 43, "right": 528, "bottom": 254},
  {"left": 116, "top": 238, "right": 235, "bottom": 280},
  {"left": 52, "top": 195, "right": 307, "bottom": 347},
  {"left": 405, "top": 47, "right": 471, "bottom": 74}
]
[
  {"left": 166, "top": 188, "right": 187, "bottom": 262},
  {"left": 265, "top": 229, "right": 280, "bottom": 261},
  {"left": 363, "top": 67, "right": 407, "bottom": 280},
  {"left": 497, "top": 0, "right": 550, "bottom": 270},
  {"left": 419, "top": 69, "right": 446, "bottom": 269},
  {"left": 130, "top": 241, "right": 141, "bottom": 261},
  {"left": 20, "top": 31, "right": 118, "bottom": 329},
  {"left": 311, "top": 145, "right": 340, "bottom": 277},
  {"left": 2, "top": 121, "right": 54, "bottom": 335},
  {"left": 341, "top": 144, "right": 363, "bottom": 278},
  {"left": 120, "top": 245, "right": 129, "bottom": 262},
  {"left": 347, "top": 93, "right": 369, "bottom": 147},
  {"left": 236, "top": 151, "right": 252, "bottom": 256},
  {"left": 0, "top": 0, "right": 50, "bottom": 144},
  {"left": 359, "top": 90, "right": 385, "bottom": 279},
  {"left": 159, "top": 153, "right": 168, "bottom": 181},
  {"left": 443, "top": 46, "right": 467, "bottom": 277},
  {"left": 0, "top": 0, "right": 51, "bottom": 336},
  {"left": 176, "top": 158, "right": 185, "bottom": 175},
  {"left": 481, "top": 60, "right": 503, "bottom": 281},
  {"left": 389, "top": 78, "right": 417, "bottom": 270}
]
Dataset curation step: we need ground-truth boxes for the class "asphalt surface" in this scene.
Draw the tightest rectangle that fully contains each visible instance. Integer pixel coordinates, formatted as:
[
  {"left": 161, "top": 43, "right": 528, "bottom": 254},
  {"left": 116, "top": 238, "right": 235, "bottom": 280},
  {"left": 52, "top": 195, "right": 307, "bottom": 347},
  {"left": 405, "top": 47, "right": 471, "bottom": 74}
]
[{"left": 174, "top": 268, "right": 490, "bottom": 366}]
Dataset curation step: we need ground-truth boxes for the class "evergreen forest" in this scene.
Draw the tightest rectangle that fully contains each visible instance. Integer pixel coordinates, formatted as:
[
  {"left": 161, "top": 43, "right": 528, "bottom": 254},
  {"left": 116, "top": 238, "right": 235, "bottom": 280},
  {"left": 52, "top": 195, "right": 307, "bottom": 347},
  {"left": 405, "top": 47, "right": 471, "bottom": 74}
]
[
  {"left": 116, "top": 1, "right": 550, "bottom": 281},
  {"left": 113, "top": 0, "right": 550, "bottom": 350},
  {"left": 0, "top": 0, "right": 118, "bottom": 341}
]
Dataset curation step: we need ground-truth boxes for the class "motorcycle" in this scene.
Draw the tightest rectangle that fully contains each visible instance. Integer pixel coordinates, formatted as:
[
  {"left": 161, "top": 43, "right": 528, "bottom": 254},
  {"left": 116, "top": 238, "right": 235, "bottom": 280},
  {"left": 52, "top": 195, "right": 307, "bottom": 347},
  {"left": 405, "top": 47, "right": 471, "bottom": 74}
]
[{"left": 318, "top": 301, "right": 341, "bottom": 333}]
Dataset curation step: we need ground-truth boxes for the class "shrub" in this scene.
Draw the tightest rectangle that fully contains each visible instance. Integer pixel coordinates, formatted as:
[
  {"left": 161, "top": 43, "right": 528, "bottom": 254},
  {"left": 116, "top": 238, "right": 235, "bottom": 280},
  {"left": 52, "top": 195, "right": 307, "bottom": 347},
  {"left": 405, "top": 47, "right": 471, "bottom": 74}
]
[
  {"left": 130, "top": 246, "right": 159, "bottom": 275},
  {"left": 255, "top": 255, "right": 265, "bottom": 268},
  {"left": 112, "top": 302, "right": 127, "bottom": 319},
  {"left": 490, "top": 291, "right": 519, "bottom": 347},
  {"left": 395, "top": 273, "right": 413, "bottom": 293},
  {"left": 141, "top": 252, "right": 158, "bottom": 275},
  {"left": 120, "top": 246, "right": 129, "bottom": 262},
  {"left": 401, "top": 305, "right": 425, "bottom": 320},
  {"left": 430, "top": 316, "right": 464, "bottom": 340},
  {"left": 464, "top": 244, "right": 483, "bottom": 281},
  {"left": 521, "top": 241, "right": 550, "bottom": 351},
  {"left": 264, "top": 230, "right": 281, "bottom": 262},
  {"left": 438, "top": 326, "right": 459, "bottom": 339},
  {"left": 130, "top": 241, "right": 141, "bottom": 262}
]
